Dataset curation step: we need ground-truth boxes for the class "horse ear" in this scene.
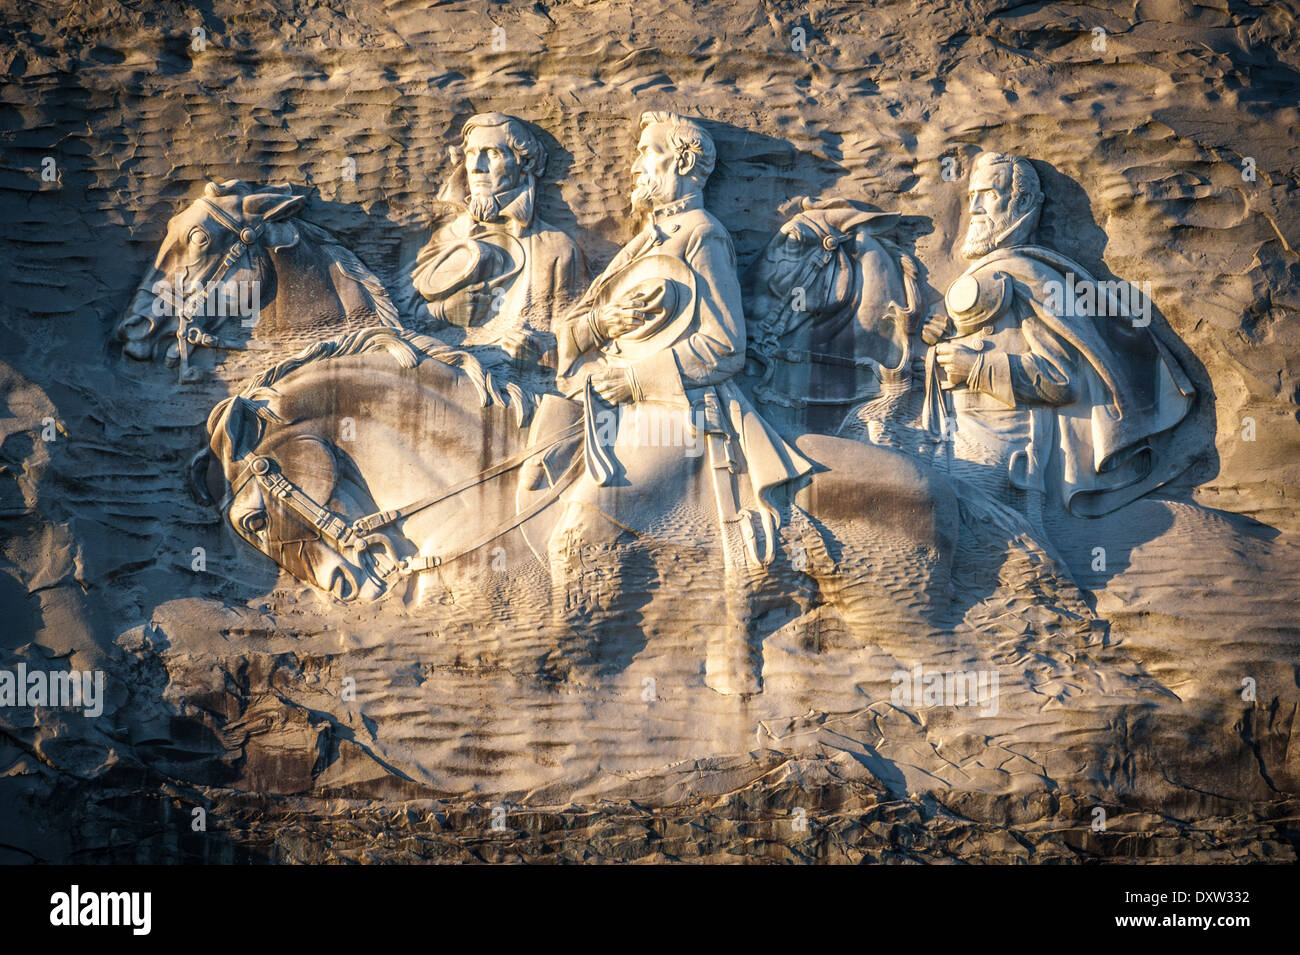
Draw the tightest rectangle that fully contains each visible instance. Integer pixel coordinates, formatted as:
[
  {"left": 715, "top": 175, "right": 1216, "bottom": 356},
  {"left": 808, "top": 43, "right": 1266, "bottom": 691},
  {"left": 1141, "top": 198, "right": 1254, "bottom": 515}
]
[
  {"left": 242, "top": 192, "right": 307, "bottom": 223},
  {"left": 776, "top": 195, "right": 810, "bottom": 219},
  {"left": 223, "top": 396, "right": 251, "bottom": 458},
  {"left": 206, "top": 179, "right": 249, "bottom": 198},
  {"left": 188, "top": 449, "right": 217, "bottom": 507},
  {"left": 262, "top": 220, "right": 301, "bottom": 251},
  {"left": 213, "top": 395, "right": 263, "bottom": 462}
]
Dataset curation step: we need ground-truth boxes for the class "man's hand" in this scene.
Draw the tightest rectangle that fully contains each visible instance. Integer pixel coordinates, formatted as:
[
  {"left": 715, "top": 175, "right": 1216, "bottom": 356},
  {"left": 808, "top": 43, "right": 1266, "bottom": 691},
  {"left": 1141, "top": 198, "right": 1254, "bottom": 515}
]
[
  {"left": 593, "top": 293, "right": 648, "bottom": 340},
  {"left": 920, "top": 309, "right": 950, "bottom": 346},
  {"left": 588, "top": 367, "right": 634, "bottom": 404},
  {"left": 934, "top": 342, "right": 980, "bottom": 389},
  {"left": 429, "top": 286, "right": 500, "bottom": 327}
]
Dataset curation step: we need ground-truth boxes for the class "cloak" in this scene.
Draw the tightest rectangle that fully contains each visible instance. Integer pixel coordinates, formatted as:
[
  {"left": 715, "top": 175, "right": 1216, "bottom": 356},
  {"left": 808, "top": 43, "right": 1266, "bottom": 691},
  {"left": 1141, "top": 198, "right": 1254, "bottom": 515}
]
[{"left": 962, "top": 245, "right": 1195, "bottom": 516}]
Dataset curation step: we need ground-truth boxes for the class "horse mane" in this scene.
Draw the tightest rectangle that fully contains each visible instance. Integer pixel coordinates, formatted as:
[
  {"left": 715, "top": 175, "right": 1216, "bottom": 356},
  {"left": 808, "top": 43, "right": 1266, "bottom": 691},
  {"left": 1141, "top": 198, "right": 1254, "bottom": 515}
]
[
  {"left": 295, "top": 220, "right": 402, "bottom": 329},
  {"left": 233, "top": 326, "right": 536, "bottom": 424}
]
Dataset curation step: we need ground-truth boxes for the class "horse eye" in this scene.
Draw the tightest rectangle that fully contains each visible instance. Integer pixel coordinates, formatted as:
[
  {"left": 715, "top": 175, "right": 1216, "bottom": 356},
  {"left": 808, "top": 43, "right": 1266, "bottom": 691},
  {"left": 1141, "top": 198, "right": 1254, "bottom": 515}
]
[
  {"left": 242, "top": 512, "right": 266, "bottom": 534},
  {"left": 188, "top": 228, "right": 209, "bottom": 247}
]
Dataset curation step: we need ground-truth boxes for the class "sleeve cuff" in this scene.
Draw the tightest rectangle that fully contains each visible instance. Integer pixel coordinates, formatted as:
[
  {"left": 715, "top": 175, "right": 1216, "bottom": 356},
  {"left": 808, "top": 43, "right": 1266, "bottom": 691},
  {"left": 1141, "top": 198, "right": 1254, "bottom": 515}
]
[{"left": 968, "top": 349, "right": 1016, "bottom": 408}]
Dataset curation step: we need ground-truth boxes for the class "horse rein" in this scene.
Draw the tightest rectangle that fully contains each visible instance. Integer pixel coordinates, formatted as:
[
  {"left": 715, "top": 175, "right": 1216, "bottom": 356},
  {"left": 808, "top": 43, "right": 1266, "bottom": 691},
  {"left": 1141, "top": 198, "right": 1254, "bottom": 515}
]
[{"left": 175, "top": 200, "right": 266, "bottom": 383}]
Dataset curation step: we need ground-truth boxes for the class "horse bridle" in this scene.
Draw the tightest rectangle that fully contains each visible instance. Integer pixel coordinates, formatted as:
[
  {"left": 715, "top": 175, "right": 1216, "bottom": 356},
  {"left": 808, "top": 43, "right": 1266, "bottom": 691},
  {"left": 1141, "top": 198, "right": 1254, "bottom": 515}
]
[
  {"left": 174, "top": 199, "right": 265, "bottom": 383},
  {"left": 749, "top": 231, "right": 896, "bottom": 410},
  {"left": 217, "top": 420, "right": 585, "bottom": 586}
]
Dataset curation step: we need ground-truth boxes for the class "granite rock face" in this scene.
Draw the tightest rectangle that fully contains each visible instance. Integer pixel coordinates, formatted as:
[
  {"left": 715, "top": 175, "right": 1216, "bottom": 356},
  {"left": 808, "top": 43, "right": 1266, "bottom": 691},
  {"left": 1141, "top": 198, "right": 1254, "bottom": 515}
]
[{"left": 1, "top": 0, "right": 1299, "bottom": 863}]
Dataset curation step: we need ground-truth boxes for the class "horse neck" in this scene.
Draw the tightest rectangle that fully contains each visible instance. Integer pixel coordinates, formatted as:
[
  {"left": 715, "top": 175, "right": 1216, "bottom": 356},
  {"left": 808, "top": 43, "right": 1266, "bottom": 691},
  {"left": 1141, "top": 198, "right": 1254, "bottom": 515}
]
[
  {"left": 280, "top": 356, "right": 530, "bottom": 503},
  {"left": 262, "top": 241, "right": 345, "bottom": 326}
]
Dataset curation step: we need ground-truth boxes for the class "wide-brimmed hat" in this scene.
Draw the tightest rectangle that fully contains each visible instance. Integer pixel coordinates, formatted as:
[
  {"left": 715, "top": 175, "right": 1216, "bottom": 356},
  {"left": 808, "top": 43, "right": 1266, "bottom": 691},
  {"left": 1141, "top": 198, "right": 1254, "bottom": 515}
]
[
  {"left": 588, "top": 254, "right": 698, "bottom": 362},
  {"left": 413, "top": 232, "right": 526, "bottom": 303}
]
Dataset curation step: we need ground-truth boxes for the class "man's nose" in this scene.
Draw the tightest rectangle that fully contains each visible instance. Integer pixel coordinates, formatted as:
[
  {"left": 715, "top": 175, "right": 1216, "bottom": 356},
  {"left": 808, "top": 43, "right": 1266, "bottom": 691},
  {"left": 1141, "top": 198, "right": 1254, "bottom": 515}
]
[
  {"left": 471, "top": 152, "right": 490, "bottom": 173},
  {"left": 968, "top": 192, "right": 982, "bottom": 214}
]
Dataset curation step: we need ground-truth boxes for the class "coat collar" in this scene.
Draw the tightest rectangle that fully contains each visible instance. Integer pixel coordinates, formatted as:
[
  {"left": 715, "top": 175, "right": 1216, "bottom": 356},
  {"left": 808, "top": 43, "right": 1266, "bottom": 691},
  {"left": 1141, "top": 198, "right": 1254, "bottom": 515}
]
[
  {"left": 647, "top": 191, "right": 703, "bottom": 226},
  {"left": 468, "top": 182, "right": 535, "bottom": 235}
]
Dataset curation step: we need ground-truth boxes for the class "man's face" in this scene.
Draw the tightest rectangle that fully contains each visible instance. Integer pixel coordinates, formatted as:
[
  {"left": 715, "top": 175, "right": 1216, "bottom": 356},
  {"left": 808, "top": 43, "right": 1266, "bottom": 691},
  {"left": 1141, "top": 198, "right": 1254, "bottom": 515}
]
[
  {"left": 962, "top": 163, "right": 1018, "bottom": 259},
  {"left": 464, "top": 125, "right": 521, "bottom": 201},
  {"left": 631, "top": 125, "right": 681, "bottom": 213}
]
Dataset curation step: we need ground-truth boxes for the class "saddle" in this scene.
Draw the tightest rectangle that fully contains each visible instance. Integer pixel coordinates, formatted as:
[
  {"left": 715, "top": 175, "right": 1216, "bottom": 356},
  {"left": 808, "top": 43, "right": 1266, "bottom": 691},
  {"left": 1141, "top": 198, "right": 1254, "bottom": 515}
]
[{"left": 515, "top": 390, "right": 773, "bottom": 567}]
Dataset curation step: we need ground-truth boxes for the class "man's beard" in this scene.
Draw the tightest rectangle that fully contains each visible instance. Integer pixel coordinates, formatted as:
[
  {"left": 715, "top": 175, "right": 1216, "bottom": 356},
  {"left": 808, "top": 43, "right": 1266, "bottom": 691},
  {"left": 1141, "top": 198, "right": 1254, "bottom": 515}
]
[
  {"left": 631, "top": 173, "right": 673, "bottom": 214},
  {"left": 467, "top": 184, "right": 502, "bottom": 223},
  {"left": 961, "top": 213, "right": 1002, "bottom": 259}
]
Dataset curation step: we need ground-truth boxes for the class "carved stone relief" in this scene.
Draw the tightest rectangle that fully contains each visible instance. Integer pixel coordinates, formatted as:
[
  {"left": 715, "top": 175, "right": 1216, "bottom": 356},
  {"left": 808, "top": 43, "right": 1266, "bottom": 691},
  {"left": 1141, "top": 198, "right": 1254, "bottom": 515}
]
[{"left": 2, "top": 0, "right": 1298, "bottom": 866}]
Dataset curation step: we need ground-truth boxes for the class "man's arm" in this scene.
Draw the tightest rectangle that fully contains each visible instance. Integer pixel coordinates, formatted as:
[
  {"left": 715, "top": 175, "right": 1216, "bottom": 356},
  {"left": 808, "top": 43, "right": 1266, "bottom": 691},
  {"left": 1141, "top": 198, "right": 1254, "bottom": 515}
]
[
  {"left": 501, "top": 237, "right": 590, "bottom": 366},
  {"left": 1009, "top": 314, "right": 1078, "bottom": 404},
  {"left": 551, "top": 239, "right": 589, "bottom": 319},
  {"left": 555, "top": 298, "right": 605, "bottom": 374},
  {"left": 554, "top": 241, "right": 640, "bottom": 374},
  {"left": 961, "top": 312, "right": 1078, "bottom": 408},
  {"left": 624, "top": 224, "right": 746, "bottom": 402}
]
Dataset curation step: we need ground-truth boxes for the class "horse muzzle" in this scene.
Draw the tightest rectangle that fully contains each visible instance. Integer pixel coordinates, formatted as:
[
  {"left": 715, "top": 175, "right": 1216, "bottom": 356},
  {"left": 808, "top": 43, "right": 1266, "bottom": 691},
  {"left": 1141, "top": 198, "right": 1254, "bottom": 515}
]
[{"left": 306, "top": 544, "right": 387, "bottom": 602}]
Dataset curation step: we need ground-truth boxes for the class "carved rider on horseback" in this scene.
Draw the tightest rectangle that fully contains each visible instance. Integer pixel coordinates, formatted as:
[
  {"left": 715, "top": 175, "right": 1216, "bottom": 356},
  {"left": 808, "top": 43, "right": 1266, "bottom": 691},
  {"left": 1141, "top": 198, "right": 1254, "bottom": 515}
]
[
  {"left": 403, "top": 113, "right": 587, "bottom": 375},
  {"left": 547, "top": 112, "right": 814, "bottom": 568},
  {"left": 532, "top": 113, "right": 816, "bottom": 693}
]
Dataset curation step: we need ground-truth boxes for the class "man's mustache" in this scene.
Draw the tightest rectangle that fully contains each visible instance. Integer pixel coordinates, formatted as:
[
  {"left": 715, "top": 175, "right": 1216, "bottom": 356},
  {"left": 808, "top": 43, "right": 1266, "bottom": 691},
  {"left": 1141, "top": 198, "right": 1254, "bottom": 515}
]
[{"left": 632, "top": 174, "right": 671, "bottom": 205}]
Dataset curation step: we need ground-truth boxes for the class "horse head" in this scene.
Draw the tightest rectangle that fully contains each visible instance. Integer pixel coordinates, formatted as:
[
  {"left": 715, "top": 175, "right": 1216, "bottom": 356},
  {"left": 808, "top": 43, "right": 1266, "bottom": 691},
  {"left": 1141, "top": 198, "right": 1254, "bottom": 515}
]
[
  {"left": 116, "top": 180, "right": 309, "bottom": 362},
  {"left": 203, "top": 389, "right": 388, "bottom": 603},
  {"left": 744, "top": 197, "right": 921, "bottom": 434}
]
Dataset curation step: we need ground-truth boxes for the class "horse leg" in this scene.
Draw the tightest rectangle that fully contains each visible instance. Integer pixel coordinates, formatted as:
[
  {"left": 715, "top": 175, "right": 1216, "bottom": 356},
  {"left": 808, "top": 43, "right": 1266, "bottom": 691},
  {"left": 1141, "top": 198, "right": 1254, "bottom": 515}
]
[
  {"left": 704, "top": 520, "right": 766, "bottom": 695},
  {"left": 542, "top": 498, "right": 655, "bottom": 681}
]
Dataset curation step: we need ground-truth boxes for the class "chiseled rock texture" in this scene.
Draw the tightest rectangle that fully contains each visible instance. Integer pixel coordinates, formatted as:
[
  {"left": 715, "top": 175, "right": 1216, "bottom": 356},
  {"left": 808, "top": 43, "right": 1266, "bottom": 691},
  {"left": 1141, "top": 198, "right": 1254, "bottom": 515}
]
[{"left": 1, "top": 0, "right": 1299, "bottom": 862}]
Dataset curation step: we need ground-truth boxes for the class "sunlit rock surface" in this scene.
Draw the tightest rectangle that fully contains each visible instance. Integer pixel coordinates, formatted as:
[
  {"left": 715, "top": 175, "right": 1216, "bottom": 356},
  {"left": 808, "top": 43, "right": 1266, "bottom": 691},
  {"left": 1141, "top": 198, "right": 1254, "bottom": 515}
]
[{"left": 1, "top": 0, "right": 1298, "bottom": 863}]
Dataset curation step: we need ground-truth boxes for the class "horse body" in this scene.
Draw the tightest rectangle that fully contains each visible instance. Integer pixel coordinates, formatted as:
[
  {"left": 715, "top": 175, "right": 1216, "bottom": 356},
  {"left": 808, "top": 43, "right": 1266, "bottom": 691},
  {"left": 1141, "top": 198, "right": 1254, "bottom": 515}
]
[{"left": 201, "top": 327, "right": 957, "bottom": 692}]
